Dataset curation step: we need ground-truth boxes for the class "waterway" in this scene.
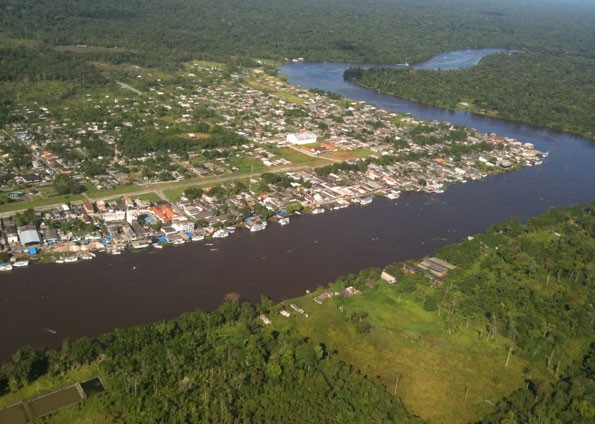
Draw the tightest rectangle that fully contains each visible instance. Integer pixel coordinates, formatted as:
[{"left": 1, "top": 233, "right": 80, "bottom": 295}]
[{"left": 0, "top": 50, "right": 593, "bottom": 362}]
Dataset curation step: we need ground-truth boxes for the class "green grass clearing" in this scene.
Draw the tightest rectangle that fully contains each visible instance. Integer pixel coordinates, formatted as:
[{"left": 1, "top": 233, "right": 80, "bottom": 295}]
[
  {"left": 280, "top": 282, "right": 532, "bottom": 424},
  {"left": 246, "top": 79, "right": 306, "bottom": 104},
  {"left": 276, "top": 147, "right": 330, "bottom": 167},
  {"left": 0, "top": 194, "right": 85, "bottom": 214},
  {"left": 132, "top": 192, "right": 162, "bottom": 203},
  {"left": 0, "top": 363, "right": 101, "bottom": 409}
]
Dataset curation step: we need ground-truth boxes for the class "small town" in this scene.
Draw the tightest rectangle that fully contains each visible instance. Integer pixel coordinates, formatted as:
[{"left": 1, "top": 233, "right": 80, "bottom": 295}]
[{"left": 0, "top": 62, "right": 546, "bottom": 269}]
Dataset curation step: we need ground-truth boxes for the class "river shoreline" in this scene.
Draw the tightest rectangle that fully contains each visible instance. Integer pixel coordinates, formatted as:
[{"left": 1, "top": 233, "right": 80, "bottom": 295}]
[{"left": 1, "top": 50, "right": 593, "bottom": 362}]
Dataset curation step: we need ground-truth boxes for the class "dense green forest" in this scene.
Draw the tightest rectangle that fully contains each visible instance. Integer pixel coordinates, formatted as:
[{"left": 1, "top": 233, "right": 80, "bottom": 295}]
[
  {"left": 0, "top": 204, "right": 593, "bottom": 422},
  {"left": 345, "top": 52, "right": 595, "bottom": 140},
  {"left": 1, "top": 0, "right": 594, "bottom": 67},
  {"left": 0, "top": 1, "right": 594, "bottom": 420},
  {"left": 0, "top": 302, "right": 420, "bottom": 423}
]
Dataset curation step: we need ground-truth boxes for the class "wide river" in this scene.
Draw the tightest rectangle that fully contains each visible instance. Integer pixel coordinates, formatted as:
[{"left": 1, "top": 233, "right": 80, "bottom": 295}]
[{"left": 1, "top": 51, "right": 593, "bottom": 361}]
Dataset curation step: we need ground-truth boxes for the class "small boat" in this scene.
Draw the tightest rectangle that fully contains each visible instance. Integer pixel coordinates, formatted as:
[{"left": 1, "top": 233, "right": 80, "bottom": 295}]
[
  {"left": 80, "top": 254, "right": 93, "bottom": 260},
  {"left": 278, "top": 217, "right": 290, "bottom": 226},
  {"left": 64, "top": 256, "right": 78, "bottom": 262},
  {"left": 360, "top": 197, "right": 373, "bottom": 206},
  {"left": 385, "top": 190, "right": 401, "bottom": 200},
  {"left": 312, "top": 207, "right": 325, "bottom": 214},
  {"left": 213, "top": 229, "right": 230, "bottom": 238},
  {"left": 0, "top": 263, "right": 13, "bottom": 271},
  {"left": 13, "top": 260, "right": 29, "bottom": 267},
  {"left": 153, "top": 244, "right": 163, "bottom": 249},
  {"left": 250, "top": 223, "right": 267, "bottom": 232}
]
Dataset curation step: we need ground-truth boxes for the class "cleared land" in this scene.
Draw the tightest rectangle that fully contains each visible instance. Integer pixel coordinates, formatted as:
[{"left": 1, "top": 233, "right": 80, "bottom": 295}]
[{"left": 278, "top": 283, "right": 532, "bottom": 424}]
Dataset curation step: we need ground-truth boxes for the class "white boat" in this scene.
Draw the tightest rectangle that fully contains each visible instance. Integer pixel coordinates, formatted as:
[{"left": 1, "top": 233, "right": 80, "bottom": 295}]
[
  {"left": 192, "top": 235, "right": 205, "bottom": 242},
  {"left": 0, "top": 263, "right": 13, "bottom": 271},
  {"left": 153, "top": 244, "right": 163, "bottom": 249},
  {"left": 312, "top": 207, "right": 325, "bottom": 214},
  {"left": 278, "top": 217, "right": 290, "bottom": 226},
  {"left": 64, "top": 256, "right": 78, "bottom": 263},
  {"left": 80, "top": 254, "right": 93, "bottom": 260},
  {"left": 385, "top": 190, "right": 401, "bottom": 200},
  {"left": 55, "top": 258, "right": 65, "bottom": 264},
  {"left": 13, "top": 260, "right": 29, "bottom": 267},
  {"left": 213, "top": 229, "right": 230, "bottom": 238},
  {"left": 434, "top": 189, "right": 445, "bottom": 194},
  {"left": 250, "top": 223, "right": 267, "bottom": 232},
  {"left": 360, "top": 197, "right": 373, "bottom": 206}
]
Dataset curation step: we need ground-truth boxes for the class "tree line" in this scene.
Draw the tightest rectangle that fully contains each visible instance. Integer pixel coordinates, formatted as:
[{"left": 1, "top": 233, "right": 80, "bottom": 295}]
[
  {"left": 0, "top": 203, "right": 592, "bottom": 422},
  {"left": 345, "top": 52, "right": 595, "bottom": 140}
]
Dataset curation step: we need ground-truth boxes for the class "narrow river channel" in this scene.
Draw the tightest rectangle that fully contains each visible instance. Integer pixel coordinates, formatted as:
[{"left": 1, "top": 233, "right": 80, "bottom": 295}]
[{"left": 0, "top": 50, "right": 593, "bottom": 361}]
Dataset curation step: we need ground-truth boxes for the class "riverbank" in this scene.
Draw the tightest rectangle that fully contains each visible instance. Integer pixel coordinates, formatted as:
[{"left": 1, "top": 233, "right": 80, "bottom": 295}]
[
  {"left": 344, "top": 52, "right": 595, "bottom": 141},
  {"left": 0, "top": 56, "right": 593, "bottom": 363},
  {"left": 2, "top": 203, "right": 592, "bottom": 423},
  {"left": 0, "top": 57, "right": 547, "bottom": 271}
]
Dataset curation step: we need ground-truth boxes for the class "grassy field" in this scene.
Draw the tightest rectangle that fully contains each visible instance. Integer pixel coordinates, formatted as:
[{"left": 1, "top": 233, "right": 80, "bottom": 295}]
[
  {"left": 0, "top": 362, "right": 115, "bottom": 424},
  {"left": 0, "top": 194, "right": 85, "bottom": 214},
  {"left": 325, "top": 148, "right": 374, "bottom": 161},
  {"left": 0, "top": 363, "right": 101, "bottom": 409},
  {"left": 41, "top": 396, "right": 115, "bottom": 424},
  {"left": 276, "top": 281, "right": 531, "bottom": 424},
  {"left": 246, "top": 79, "right": 306, "bottom": 104},
  {"left": 132, "top": 192, "right": 163, "bottom": 203},
  {"left": 276, "top": 147, "right": 330, "bottom": 167},
  {"left": 225, "top": 155, "right": 268, "bottom": 173}
]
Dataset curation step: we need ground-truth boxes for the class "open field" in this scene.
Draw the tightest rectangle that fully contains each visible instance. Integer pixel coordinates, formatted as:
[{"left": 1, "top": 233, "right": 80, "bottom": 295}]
[
  {"left": 0, "top": 364, "right": 100, "bottom": 409},
  {"left": 278, "top": 282, "right": 532, "bottom": 424},
  {"left": 246, "top": 79, "right": 306, "bottom": 104},
  {"left": 276, "top": 147, "right": 330, "bottom": 167},
  {"left": 0, "top": 194, "right": 85, "bottom": 214},
  {"left": 325, "top": 148, "right": 374, "bottom": 161}
]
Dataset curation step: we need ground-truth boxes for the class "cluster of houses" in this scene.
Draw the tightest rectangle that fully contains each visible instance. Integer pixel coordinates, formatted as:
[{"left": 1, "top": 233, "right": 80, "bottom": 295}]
[
  {"left": 0, "top": 61, "right": 547, "bottom": 267},
  {"left": 1, "top": 60, "right": 545, "bottom": 211}
]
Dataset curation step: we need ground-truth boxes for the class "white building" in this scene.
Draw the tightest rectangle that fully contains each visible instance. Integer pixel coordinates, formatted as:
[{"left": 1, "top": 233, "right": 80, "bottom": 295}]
[{"left": 287, "top": 131, "right": 317, "bottom": 145}]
